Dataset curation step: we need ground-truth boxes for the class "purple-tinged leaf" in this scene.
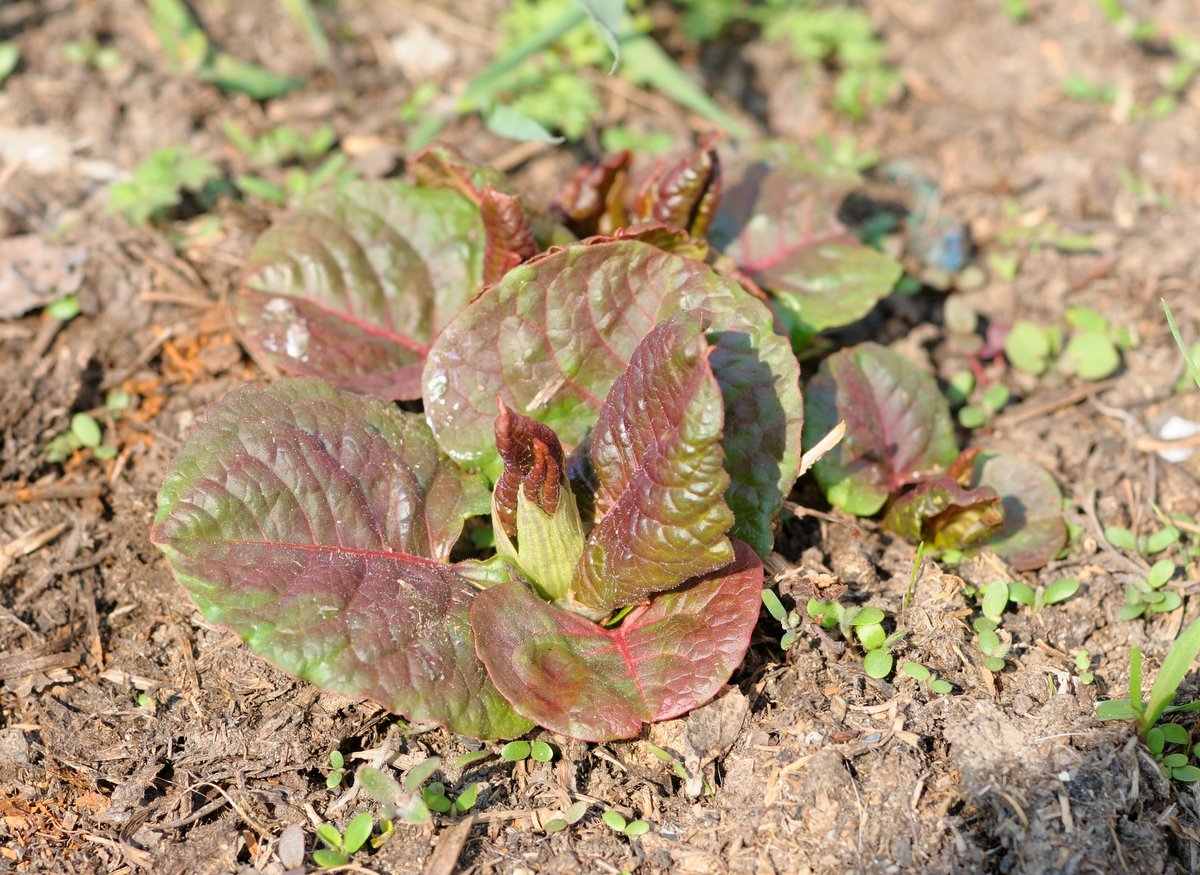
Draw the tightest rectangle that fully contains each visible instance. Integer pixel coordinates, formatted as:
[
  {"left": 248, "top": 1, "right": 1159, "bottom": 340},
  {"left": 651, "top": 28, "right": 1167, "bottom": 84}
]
[
  {"left": 972, "top": 452, "right": 1067, "bottom": 571},
  {"left": 573, "top": 313, "right": 733, "bottom": 614},
  {"left": 424, "top": 239, "right": 802, "bottom": 556},
  {"left": 473, "top": 541, "right": 763, "bottom": 741},
  {"left": 883, "top": 476, "right": 1004, "bottom": 550},
  {"left": 710, "top": 147, "right": 902, "bottom": 335},
  {"left": 631, "top": 134, "right": 721, "bottom": 238},
  {"left": 150, "top": 378, "right": 530, "bottom": 740},
  {"left": 804, "top": 343, "right": 958, "bottom": 516},
  {"left": 555, "top": 150, "right": 632, "bottom": 238},
  {"left": 493, "top": 402, "right": 567, "bottom": 539},
  {"left": 236, "top": 182, "right": 488, "bottom": 400},
  {"left": 408, "top": 145, "right": 538, "bottom": 284}
]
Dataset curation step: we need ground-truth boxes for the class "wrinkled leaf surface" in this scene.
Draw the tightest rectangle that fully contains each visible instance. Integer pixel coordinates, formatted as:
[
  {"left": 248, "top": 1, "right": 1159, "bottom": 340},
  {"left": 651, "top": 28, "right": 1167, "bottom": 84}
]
[
  {"left": 804, "top": 343, "right": 958, "bottom": 516},
  {"left": 473, "top": 541, "right": 763, "bottom": 740},
  {"left": 884, "top": 476, "right": 1004, "bottom": 549},
  {"left": 424, "top": 239, "right": 801, "bottom": 555},
  {"left": 710, "top": 147, "right": 901, "bottom": 334},
  {"left": 237, "top": 182, "right": 488, "bottom": 400},
  {"left": 574, "top": 313, "right": 733, "bottom": 613},
  {"left": 151, "top": 378, "right": 530, "bottom": 739}
]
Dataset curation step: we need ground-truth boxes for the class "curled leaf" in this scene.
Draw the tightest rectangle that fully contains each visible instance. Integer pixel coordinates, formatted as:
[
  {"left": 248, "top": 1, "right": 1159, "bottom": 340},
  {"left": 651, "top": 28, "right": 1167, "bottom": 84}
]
[
  {"left": 473, "top": 541, "right": 763, "bottom": 741},
  {"left": 555, "top": 150, "right": 632, "bottom": 238},
  {"left": 884, "top": 476, "right": 1004, "bottom": 550},
  {"left": 493, "top": 401, "right": 567, "bottom": 538},
  {"left": 151, "top": 378, "right": 529, "bottom": 739},
  {"left": 803, "top": 343, "right": 958, "bottom": 516},
  {"left": 573, "top": 313, "right": 734, "bottom": 614},
  {"left": 631, "top": 134, "right": 722, "bottom": 238}
]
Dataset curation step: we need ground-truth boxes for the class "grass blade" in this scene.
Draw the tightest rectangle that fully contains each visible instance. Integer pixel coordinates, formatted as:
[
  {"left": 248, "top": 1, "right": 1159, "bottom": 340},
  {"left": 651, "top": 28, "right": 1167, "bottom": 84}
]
[
  {"left": 460, "top": 5, "right": 587, "bottom": 110},
  {"left": 1164, "top": 300, "right": 1200, "bottom": 390},
  {"left": 573, "top": 0, "right": 624, "bottom": 72},
  {"left": 278, "top": 0, "right": 330, "bottom": 67},
  {"left": 1129, "top": 646, "right": 1144, "bottom": 720},
  {"left": 618, "top": 34, "right": 752, "bottom": 138},
  {"left": 1145, "top": 616, "right": 1200, "bottom": 727}
]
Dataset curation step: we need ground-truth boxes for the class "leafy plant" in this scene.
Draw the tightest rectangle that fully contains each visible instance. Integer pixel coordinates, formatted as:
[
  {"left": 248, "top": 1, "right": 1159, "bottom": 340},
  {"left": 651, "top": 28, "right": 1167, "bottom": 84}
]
[
  {"left": 108, "top": 146, "right": 221, "bottom": 225},
  {"left": 1004, "top": 308, "right": 1132, "bottom": 382},
  {"left": 807, "top": 599, "right": 904, "bottom": 678},
  {"left": 150, "top": 139, "right": 1067, "bottom": 745},
  {"left": 1073, "top": 650, "right": 1095, "bottom": 685},
  {"left": 762, "top": 588, "right": 801, "bottom": 651},
  {"left": 325, "top": 750, "right": 346, "bottom": 789},
  {"left": 1105, "top": 522, "right": 1180, "bottom": 557}
]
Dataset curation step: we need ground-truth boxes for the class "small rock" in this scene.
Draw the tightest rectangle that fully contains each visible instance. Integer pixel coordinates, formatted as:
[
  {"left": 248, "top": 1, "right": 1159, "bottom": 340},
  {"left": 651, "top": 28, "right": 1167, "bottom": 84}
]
[{"left": 0, "top": 728, "right": 30, "bottom": 765}]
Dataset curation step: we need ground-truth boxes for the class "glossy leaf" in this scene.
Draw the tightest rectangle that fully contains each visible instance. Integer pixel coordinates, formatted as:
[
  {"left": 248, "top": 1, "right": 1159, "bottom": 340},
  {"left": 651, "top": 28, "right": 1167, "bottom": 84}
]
[
  {"left": 555, "top": 150, "right": 632, "bottom": 238},
  {"left": 424, "top": 239, "right": 802, "bottom": 555},
  {"left": 409, "top": 145, "right": 538, "bottom": 284},
  {"left": 236, "top": 181, "right": 488, "bottom": 400},
  {"left": 573, "top": 313, "right": 733, "bottom": 614},
  {"left": 493, "top": 402, "right": 568, "bottom": 538},
  {"left": 803, "top": 343, "right": 959, "bottom": 516},
  {"left": 151, "top": 378, "right": 530, "bottom": 739},
  {"left": 710, "top": 146, "right": 902, "bottom": 335},
  {"left": 472, "top": 541, "right": 763, "bottom": 741},
  {"left": 631, "top": 134, "right": 721, "bottom": 238},
  {"left": 883, "top": 476, "right": 1004, "bottom": 550},
  {"left": 971, "top": 452, "right": 1067, "bottom": 571}
]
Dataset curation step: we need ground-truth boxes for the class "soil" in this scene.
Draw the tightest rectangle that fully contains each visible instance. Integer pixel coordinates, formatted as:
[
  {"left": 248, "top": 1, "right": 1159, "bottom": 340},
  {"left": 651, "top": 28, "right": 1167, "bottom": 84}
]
[{"left": 3, "top": 1, "right": 1200, "bottom": 873}]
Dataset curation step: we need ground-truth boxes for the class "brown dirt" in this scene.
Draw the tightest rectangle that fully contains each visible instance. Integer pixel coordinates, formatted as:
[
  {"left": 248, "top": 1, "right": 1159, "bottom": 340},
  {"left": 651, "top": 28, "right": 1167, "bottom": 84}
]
[{"left": 3, "top": 0, "right": 1200, "bottom": 873}]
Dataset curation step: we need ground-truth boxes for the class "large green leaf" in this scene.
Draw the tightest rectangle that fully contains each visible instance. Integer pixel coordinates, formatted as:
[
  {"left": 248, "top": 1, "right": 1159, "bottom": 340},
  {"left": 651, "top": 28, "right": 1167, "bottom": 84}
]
[{"left": 150, "top": 378, "right": 529, "bottom": 739}]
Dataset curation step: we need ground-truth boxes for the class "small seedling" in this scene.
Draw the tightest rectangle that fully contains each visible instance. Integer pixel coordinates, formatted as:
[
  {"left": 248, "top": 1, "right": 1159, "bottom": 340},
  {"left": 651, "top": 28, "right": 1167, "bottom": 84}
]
[
  {"left": 44, "top": 412, "right": 107, "bottom": 464},
  {"left": 762, "top": 588, "right": 800, "bottom": 650},
  {"left": 1119, "top": 559, "right": 1180, "bottom": 619},
  {"left": 45, "top": 295, "right": 81, "bottom": 322},
  {"left": 542, "top": 800, "right": 588, "bottom": 833},
  {"left": 1073, "top": 650, "right": 1095, "bottom": 685},
  {"left": 602, "top": 809, "right": 650, "bottom": 838},
  {"left": 900, "top": 661, "right": 952, "bottom": 695},
  {"left": 1105, "top": 523, "right": 1180, "bottom": 557},
  {"left": 108, "top": 146, "right": 221, "bottom": 225},
  {"left": 957, "top": 382, "right": 1010, "bottom": 429},
  {"left": 325, "top": 750, "right": 346, "bottom": 789},
  {"left": 63, "top": 39, "right": 121, "bottom": 70},
  {"left": 136, "top": 692, "right": 158, "bottom": 708},
  {"left": 313, "top": 811, "right": 373, "bottom": 868},
  {"left": 1005, "top": 309, "right": 1129, "bottom": 382},
  {"left": 1164, "top": 300, "right": 1200, "bottom": 391},
  {"left": 808, "top": 600, "right": 904, "bottom": 678},
  {"left": 500, "top": 739, "right": 555, "bottom": 763},
  {"left": 0, "top": 41, "right": 17, "bottom": 83},
  {"left": 224, "top": 122, "right": 336, "bottom": 167},
  {"left": 1007, "top": 578, "right": 1081, "bottom": 613}
]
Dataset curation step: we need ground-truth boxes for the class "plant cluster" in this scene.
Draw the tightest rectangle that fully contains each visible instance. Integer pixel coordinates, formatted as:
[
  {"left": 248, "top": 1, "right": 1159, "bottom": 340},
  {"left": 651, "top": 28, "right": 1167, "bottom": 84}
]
[{"left": 151, "top": 138, "right": 1078, "bottom": 747}]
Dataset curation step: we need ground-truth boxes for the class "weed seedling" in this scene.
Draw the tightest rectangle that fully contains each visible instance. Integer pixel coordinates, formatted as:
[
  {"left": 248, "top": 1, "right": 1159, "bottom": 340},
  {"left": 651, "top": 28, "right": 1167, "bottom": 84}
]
[
  {"left": 543, "top": 800, "right": 588, "bottom": 833},
  {"left": 602, "top": 809, "right": 650, "bottom": 838},
  {"left": 325, "top": 750, "right": 346, "bottom": 789},
  {"left": 500, "top": 740, "right": 555, "bottom": 763},
  {"left": 0, "top": 41, "right": 17, "bottom": 82},
  {"left": 1119, "top": 559, "right": 1180, "bottom": 619},
  {"left": 1007, "top": 578, "right": 1081, "bottom": 613},
  {"left": 762, "top": 588, "right": 801, "bottom": 651},
  {"left": 808, "top": 600, "right": 905, "bottom": 678},
  {"left": 108, "top": 146, "right": 221, "bottom": 225},
  {"left": 313, "top": 811, "right": 373, "bottom": 869},
  {"left": 1073, "top": 650, "right": 1095, "bottom": 685},
  {"left": 1105, "top": 523, "right": 1180, "bottom": 557},
  {"left": 900, "top": 661, "right": 952, "bottom": 695}
]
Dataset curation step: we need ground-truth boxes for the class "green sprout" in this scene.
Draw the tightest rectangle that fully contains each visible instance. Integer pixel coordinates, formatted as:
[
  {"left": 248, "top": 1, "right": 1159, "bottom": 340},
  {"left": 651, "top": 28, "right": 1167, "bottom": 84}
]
[
  {"left": 543, "top": 801, "right": 588, "bottom": 833},
  {"left": 1073, "top": 650, "right": 1095, "bottom": 685},
  {"left": 807, "top": 599, "right": 905, "bottom": 679},
  {"left": 602, "top": 809, "right": 650, "bottom": 838},
  {"left": 108, "top": 146, "right": 221, "bottom": 225},
  {"left": 1007, "top": 578, "right": 1081, "bottom": 613},
  {"left": 1118, "top": 559, "right": 1180, "bottom": 620},
  {"left": 900, "top": 661, "right": 952, "bottom": 695},
  {"left": 1105, "top": 523, "right": 1180, "bottom": 557},
  {"left": 313, "top": 811, "right": 373, "bottom": 868}
]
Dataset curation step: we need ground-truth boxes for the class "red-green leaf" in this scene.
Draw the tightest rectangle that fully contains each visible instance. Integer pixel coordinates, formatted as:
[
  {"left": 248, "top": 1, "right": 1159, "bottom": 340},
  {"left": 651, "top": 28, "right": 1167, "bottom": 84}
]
[
  {"left": 554, "top": 150, "right": 632, "bottom": 238},
  {"left": 803, "top": 343, "right": 958, "bottom": 516},
  {"left": 150, "top": 378, "right": 530, "bottom": 740},
  {"left": 493, "top": 402, "right": 568, "bottom": 538},
  {"left": 573, "top": 313, "right": 733, "bottom": 614},
  {"left": 631, "top": 134, "right": 721, "bottom": 238},
  {"left": 408, "top": 145, "right": 538, "bottom": 284},
  {"left": 883, "top": 476, "right": 1005, "bottom": 549},
  {"left": 424, "top": 239, "right": 802, "bottom": 555},
  {"left": 972, "top": 452, "right": 1067, "bottom": 571},
  {"left": 236, "top": 182, "right": 488, "bottom": 400},
  {"left": 472, "top": 541, "right": 763, "bottom": 741},
  {"left": 710, "top": 146, "right": 901, "bottom": 335}
]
